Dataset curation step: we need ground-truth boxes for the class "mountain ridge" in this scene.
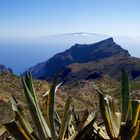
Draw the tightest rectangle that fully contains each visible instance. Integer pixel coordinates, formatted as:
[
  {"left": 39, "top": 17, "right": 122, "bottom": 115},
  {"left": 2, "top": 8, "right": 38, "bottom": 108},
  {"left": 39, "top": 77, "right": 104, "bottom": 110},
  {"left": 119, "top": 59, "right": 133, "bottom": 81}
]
[
  {"left": 1, "top": 32, "right": 140, "bottom": 74},
  {"left": 0, "top": 64, "right": 12, "bottom": 74},
  {"left": 25, "top": 37, "right": 136, "bottom": 81}
]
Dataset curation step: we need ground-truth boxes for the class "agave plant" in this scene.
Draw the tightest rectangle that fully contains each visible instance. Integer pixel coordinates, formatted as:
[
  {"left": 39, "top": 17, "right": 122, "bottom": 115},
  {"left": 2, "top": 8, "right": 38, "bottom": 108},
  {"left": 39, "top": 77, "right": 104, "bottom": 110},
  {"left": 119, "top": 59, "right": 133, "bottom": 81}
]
[
  {"left": 4, "top": 69, "right": 139, "bottom": 140},
  {"left": 97, "top": 69, "right": 140, "bottom": 140},
  {"left": 4, "top": 73, "right": 103, "bottom": 140}
]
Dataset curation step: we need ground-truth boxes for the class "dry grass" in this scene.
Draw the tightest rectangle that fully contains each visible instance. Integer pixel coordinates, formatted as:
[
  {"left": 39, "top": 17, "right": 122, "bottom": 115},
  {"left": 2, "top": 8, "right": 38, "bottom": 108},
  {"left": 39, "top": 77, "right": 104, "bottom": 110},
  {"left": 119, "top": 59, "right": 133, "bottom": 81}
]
[{"left": 0, "top": 72, "right": 140, "bottom": 139}]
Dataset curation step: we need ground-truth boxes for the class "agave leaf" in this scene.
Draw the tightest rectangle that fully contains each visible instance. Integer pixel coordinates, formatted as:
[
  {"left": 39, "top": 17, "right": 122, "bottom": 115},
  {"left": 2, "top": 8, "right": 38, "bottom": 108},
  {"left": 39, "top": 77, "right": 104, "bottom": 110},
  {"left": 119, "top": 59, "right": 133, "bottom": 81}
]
[
  {"left": 43, "top": 82, "right": 62, "bottom": 97},
  {"left": 105, "top": 95, "right": 120, "bottom": 135},
  {"left": 54, "top": 111, "right": 61, "bottom": 128},
  {"left": 22, "top": 75, "right": 51, "bottom": 140},
  {"left": 68, "top": 114, "right": 76, "bottom": 136},
  {"left": 131, "top": 120, "right": 140, "bottom": 140},
  {"left": 77, "top": 109, "right": 89, "bottom": 131},
  {"left": 11, "top": 95, "right": 40, "bottom": 140},
  {"left": 93, "top": 122, "right": 110, "bottom": 140},
  {"left": 26, "top": 74, "right": 51, "bottom": 137},
  {"left": 66, "top": 108, "right": 77, "bottom": 137},
  {"left": 43, "top": 90, "right": 50, "bottom": 97},
  {"left": 0, "top": 125, "right": 7, "bottom": 137},
  {"left": 45, "top": 81, "right": 62, "bottom": 126},
  {"left": 116, "top": 112, "right": 121, "bottom": 127},
  {"left": 84, "top": 111, "right": 108, "bottom": 139},
  {"left": 131, "top": 100, "right": 140, "bottom": 128},
  {"left": 68, "top": 112, "right": 97, "bottom": 140},
  {"left": 99, "top": 91, "right": 119, "bottom": 139},
  {"left": 74, "top": 113, "right": 97, "bottom": 140},
  {"left": 99, "top": 92, "right": 114, "bottom": 139},
  {"left": 46, "top": 76, "right": 61, "bottom": 140},
  {"left": 59, "top": 96, "right": 72, "bottom": 140},
  {"left": 53, "top": 111, "right": 61, "bottom": 131},
  {"left": 25, "top": 74, "right": 51, "bottom": 137},
  {"left": 25, "top": 73, "right": 37, "bottom": 101},
  {"left": 55, "top": 111, "right": 62, "bottom": 125},
  {"left": 71, "top": 108, "right": 79, "bottom": 128},
  {"left": 66, "top": 110, "right": 74, "bottom": 139},
  {"left": 55, "top": 82, "right": 63, "bottom": 93},
  {"left": 84, "top": 112, "right": 96, "bottom": 125},
  {"left": 11, "top": 96, "right": 33, "bottom": 133},
  {"left": 4, "top": 120, "right": 30, "bottom": 140},
  {"left": 54, "top": 117, "right": 61, "bottom": 129},
  {"left": 121, "top": 69, "right": 132, "bottom": 122}
]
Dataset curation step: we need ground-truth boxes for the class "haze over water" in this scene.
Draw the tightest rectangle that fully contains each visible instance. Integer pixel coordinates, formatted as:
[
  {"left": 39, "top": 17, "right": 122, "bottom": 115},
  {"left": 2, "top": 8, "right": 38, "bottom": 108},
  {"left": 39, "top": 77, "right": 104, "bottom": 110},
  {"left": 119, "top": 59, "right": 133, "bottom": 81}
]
[{"left": 0, "top": 0, "right": 140, "bottom": 74}]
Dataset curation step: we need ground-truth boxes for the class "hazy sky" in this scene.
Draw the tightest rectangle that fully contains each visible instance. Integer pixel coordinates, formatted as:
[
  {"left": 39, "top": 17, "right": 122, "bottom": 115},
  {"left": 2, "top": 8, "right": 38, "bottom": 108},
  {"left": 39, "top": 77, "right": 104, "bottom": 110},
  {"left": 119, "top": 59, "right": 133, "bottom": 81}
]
[{"left": 0, "top": 0, "right": 140, "bottom": 38}]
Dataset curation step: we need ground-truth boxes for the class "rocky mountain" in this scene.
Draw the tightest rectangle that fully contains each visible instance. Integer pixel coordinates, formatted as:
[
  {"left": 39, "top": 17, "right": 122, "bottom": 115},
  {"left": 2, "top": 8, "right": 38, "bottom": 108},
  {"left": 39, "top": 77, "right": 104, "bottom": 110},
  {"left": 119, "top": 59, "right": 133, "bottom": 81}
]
[
  {"left": 0, "top": 64, "right": 12, "bottom": 74},
  {"left": 61, "top": 56, "right": 140, "bottom": 84},
  {"left": 1, "top": 37, "right": 140, "bottom": 138},
  {"left": 26, "top": 37, "right": 140, "bottom": 82},
  {"left": 1, "top": 33, "right": 140, "bottom": 74}
]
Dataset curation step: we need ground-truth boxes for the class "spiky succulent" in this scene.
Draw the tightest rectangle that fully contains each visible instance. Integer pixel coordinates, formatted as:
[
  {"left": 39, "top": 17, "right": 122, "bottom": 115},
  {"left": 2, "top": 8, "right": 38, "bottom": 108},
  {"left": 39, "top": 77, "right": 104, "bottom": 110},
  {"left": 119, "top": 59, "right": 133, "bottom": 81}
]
[
  {"left": 4, "top": 73, "right": 101, "bottom": 140},
  {"left": 3, "top": 69, "right": 140, "bottom": 140},
  {"left": 98, "top": 69, "right": 140, "bottom": 140}
]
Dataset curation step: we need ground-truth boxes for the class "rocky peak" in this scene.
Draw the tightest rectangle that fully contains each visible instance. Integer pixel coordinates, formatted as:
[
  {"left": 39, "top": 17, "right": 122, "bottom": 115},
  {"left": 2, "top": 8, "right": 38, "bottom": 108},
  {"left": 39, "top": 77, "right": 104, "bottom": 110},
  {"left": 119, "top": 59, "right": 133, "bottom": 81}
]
[
  {"left": 26, "top": 38, "right": 130, "bottom": 79},
  {"left": 71, "top": 37, "right": 114, "bottom": 49}
]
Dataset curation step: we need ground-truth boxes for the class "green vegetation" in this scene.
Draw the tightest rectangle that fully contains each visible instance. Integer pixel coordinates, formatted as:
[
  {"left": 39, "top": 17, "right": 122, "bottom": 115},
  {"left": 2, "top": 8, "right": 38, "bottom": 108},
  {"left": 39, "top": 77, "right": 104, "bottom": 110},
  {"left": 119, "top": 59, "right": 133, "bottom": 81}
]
[
  {"left": 2, "top": 70, "right": 140, "bottom": 140},
  {"left": 3, "top": 73, "right": 107, "bottom": 140},
  {"left": 97, "top": 69, "right": 140, "bottom": 140}
]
